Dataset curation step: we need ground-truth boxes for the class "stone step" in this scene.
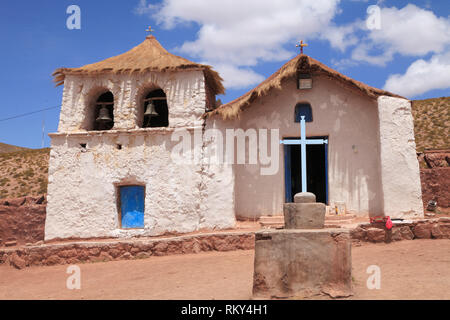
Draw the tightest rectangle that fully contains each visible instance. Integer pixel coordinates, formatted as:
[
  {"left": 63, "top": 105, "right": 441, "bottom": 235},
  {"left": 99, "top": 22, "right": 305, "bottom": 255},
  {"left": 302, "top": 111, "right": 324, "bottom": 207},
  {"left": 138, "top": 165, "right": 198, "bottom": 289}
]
[
  {"left": 259, "top": 216, "right": 284, "bottom": 223},
  {"left": 259, "top": 216, "right": 284, "bottom": 229},
  {"left": 260, "top": 215, "right": 356, "bottom": 222},
  {"left": 260, "top": 222, "right": 285, "bottom": 229},
  {"left": 259, "top": 214, "right": 357, "bottom": 229},
  {"left": 325, "top": 214, "right": 357, "bottom": 221}
]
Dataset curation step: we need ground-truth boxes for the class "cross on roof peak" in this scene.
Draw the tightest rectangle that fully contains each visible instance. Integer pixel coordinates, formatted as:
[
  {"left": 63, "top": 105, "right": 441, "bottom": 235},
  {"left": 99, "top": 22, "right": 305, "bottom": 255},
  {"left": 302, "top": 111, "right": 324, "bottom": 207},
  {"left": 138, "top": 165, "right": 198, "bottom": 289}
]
[
  {"left": 296, "top": 40, "right": 308, "bottom": 54},
  {"left": 146, "top": 26, "right": 155, "bottom": 38}
]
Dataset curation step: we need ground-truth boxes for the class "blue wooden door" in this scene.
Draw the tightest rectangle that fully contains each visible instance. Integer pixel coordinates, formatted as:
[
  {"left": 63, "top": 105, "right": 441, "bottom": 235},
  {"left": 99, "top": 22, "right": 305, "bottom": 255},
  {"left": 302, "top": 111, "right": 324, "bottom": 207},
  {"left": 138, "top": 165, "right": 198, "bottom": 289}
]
[{"left": 120, "top": 186, "right": 145, "bottom": 229}]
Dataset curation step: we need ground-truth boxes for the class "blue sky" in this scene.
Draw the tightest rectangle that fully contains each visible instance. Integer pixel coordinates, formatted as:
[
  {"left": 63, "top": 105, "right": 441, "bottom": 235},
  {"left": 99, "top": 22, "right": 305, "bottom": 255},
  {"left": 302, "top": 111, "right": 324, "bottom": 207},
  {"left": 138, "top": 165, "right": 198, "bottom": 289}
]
[{"left": 0, "top": 0, "right": 449, "bottom": 149}]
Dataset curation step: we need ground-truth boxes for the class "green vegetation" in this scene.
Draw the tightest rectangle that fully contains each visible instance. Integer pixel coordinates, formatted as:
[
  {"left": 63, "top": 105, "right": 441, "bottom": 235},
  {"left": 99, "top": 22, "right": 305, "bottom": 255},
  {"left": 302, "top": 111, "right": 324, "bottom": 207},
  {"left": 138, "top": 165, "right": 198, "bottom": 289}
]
[
  {"left": 0, "top": 148, "right": 50, "bottom": 199},
  {"left": 412, "top": 97, "right": 450, "bottom": 152}
]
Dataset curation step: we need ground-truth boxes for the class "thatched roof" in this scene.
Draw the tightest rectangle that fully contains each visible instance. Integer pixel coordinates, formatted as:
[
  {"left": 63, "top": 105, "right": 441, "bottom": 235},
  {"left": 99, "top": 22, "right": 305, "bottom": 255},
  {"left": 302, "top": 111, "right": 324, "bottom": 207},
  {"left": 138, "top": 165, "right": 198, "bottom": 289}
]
[
  {"left": 206, "top": 54, "right": 403, "bottom": 119},
  {"left": 52, "top": 36, "right": 225, "bottom": 95}
]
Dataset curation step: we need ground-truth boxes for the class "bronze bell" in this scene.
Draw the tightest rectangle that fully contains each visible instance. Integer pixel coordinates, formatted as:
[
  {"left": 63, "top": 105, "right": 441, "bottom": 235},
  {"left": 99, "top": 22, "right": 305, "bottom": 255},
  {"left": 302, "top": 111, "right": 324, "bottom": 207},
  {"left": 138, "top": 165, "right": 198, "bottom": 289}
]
[
  {"left": 96, "top": 105, "right": 112, "bottom": 123},
  {"left": 144, "top": 101, "right": 159, "bottom": 118}
]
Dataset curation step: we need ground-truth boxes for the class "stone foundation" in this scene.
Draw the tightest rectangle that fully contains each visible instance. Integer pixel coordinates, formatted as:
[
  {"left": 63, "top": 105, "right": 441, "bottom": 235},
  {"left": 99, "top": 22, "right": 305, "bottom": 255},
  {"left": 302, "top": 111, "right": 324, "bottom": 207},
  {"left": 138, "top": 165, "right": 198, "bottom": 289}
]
[
  {"left": 0, "top": 232, "right": 254, "bottom": 270},
  {"left": 0, "top": 195, "right": 46, "bottom": 247},
  {"left": 420, "top": 168, "right": 450, "bottom": 209},
  {"left": 350, "top": 217, "right": 450, "bottom": 243},
  {"left": 2, "top": 216, "right": 449, "bottom": 270},
  {"left": 418, "top": 150, "right": 449, "bottom": 209},
  {"left": 253, "top": 229, "right": 352, "bottom": 299}
]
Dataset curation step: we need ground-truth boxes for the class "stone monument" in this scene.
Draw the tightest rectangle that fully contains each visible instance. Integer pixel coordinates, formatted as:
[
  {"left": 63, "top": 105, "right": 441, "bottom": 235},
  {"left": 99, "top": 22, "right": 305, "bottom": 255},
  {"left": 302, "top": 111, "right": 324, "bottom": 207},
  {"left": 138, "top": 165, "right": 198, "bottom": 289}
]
[{"left": 253, "top": 193, "right": 353, "bottom": 299}]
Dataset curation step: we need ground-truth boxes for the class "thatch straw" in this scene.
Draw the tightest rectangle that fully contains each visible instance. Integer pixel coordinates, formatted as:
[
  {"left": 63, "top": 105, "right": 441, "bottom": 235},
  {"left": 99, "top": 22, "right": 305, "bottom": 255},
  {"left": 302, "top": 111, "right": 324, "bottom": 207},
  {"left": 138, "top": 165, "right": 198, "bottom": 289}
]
[
  {"left": 52, "top": 36, "right": 225, "bottom": 95},
  {"left": 205, "top": 55, "right": 403, "bottom": 120}
]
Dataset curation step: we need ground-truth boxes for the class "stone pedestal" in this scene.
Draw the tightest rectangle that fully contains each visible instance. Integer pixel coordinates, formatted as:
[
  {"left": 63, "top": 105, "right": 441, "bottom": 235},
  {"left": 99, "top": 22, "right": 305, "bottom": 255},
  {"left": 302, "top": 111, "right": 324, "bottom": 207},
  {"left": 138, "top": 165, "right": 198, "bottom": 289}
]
[
  {"left": 284, "top": 192, "right": 326, "bottom": 229},
  {"left": 284, "top": 203, "right": 326, "bottom": 229},
  {"left": 253, "top": 192, "right": 353, "bottom": 299},
  {"left": 253, "top": 229, "right": 352, "bottom": 299}
]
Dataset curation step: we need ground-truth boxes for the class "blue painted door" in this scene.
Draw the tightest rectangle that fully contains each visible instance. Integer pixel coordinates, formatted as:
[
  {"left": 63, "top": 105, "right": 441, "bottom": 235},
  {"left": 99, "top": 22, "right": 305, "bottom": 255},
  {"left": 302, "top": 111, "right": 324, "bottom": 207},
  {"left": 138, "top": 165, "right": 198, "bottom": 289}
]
[
  {"left": 120, "top": 186, "right": 145, "bottom": 229},
  {"left": 284, "top": 145, "right": 292, "bottom": 203}
]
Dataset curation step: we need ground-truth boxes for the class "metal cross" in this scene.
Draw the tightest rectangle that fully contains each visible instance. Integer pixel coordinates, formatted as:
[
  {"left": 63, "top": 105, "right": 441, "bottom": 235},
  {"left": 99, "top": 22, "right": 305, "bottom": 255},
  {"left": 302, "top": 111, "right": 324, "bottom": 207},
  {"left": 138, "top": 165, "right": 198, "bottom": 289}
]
[
  {"left": 146, "top": 26, "right": 154, "bottom": 35},
  {"left": 296, "top": 40, "right": 308, "bottom": 54},
  {"left": 280, "top": 116, "right": 328, "bottom": 193}
]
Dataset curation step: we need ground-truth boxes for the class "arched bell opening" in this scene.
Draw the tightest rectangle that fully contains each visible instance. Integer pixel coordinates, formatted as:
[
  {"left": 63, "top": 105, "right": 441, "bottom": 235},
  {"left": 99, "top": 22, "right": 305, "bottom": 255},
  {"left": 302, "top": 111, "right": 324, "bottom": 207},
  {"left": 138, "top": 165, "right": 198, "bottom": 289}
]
[
  {"left": 140, "top": 89, "right": 169, "bottom": 128},
  {"left": 93, "top": 91, "right": 115, "bottom": 131}
]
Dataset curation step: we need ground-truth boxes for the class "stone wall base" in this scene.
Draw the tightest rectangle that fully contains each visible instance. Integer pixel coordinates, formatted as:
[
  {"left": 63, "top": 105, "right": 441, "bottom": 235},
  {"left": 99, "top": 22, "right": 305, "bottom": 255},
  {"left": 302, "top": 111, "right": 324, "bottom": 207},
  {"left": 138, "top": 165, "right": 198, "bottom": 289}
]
[
  {"left": 2, "top": 218, "right": 449, "bottom": 270},
  {"left": 0, "top": 195, "right": 46, "bottom": 247},
  {"left": 351, "top": 217, "right": 450, "bottom": 243},
  {"left": 0, "top": 232, "right": 254, "bottom": 270}
]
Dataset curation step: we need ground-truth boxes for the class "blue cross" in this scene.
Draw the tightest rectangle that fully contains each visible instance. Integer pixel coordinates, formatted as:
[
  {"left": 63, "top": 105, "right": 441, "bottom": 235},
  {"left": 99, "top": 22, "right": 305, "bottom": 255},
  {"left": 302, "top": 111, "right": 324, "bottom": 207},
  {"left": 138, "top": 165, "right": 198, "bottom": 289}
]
[{"left": 280, "top": 116, "right": 328, "bottom": 193}]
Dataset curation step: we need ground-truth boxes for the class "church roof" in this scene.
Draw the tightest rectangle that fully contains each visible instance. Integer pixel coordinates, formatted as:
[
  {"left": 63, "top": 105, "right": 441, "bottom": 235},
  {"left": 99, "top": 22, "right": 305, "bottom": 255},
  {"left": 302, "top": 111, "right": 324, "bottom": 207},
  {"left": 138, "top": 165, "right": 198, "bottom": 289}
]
[
  {"left": 206, "top": 54, "right": 403, "bottom": 119},
  {"left": 52, "top": 36, "right": 225, "bottom": 95}
]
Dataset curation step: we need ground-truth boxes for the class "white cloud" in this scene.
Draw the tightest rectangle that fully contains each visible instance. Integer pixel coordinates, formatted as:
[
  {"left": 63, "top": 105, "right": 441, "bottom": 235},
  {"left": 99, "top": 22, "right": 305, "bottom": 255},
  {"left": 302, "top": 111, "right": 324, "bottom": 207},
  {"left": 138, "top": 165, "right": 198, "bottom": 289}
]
[
  {"left": 134, "top": 0, "right": 160, "bottom": 15},
  {"left": 351, "top": 4, "right": 450, "bottom": 65},
  {"left": 351, "top": 44, "right": 394, "bottom": 66},
  {"left": 136, "top": 0, "right": 341, "bottom": 89},
  {"left": 212, "top": 64, "right": 265, "bottom": 89},
  {"left": 135, "top": 1, "right": 450, "bottom": 97},
  {"left": 321, "top": 22, "right": 360, "bottom": 52},
  {"left": 383, "top": 52, "right": 450, "bottom": 97}
]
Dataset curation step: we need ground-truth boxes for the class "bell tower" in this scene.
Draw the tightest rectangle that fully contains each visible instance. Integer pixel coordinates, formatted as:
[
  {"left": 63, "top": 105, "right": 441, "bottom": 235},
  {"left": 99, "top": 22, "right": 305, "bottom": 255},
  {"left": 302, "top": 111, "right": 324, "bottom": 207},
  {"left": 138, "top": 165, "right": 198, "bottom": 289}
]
[{"left": 45, "top": 34, "right": 234, "bottom": 241}]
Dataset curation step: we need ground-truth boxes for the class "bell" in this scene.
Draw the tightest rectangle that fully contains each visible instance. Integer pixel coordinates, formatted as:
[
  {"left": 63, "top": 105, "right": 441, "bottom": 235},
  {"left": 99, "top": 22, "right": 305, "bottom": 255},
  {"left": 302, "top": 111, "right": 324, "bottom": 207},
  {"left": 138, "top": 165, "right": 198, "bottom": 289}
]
[
  {"left": 96, "top": 106, "right": 112, "bottom": 123},
  {"left": 144, "top": 102, "right": 159, "bottom": 118}
]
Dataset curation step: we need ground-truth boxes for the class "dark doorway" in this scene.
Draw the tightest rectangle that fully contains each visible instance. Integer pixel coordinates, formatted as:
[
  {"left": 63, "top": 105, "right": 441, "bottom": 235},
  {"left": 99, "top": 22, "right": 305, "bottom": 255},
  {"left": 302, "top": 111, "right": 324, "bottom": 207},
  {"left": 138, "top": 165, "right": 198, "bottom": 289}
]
[{"left": 284, "top": 137, "right": 328, "bottom": 204}]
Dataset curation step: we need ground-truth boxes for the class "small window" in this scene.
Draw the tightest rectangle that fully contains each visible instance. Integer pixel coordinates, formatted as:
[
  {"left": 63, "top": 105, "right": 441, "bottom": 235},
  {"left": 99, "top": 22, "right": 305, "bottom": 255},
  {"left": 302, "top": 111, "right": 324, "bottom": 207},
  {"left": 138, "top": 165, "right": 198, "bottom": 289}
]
[
  {"left": 119, "top": 186, "right": 145, "bottom": 229},
  {"left": 142, "top": 89, "right": 169, "bottom": 128},
  {"left": 94, "top": 92, "right": 114, "bottom": 131},
  {"left": 295, "top": 103, "right": 313, "bottom": 123}
]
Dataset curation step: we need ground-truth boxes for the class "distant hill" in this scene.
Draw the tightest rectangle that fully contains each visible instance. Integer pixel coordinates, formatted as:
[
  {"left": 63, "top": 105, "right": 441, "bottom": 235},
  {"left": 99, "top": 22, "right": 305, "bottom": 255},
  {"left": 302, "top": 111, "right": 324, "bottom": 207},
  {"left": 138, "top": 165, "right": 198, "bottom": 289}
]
[
  {"left": 0, "top": 148, "right": 50, "bottom": 199},
  {"left": 0, "top": 142, "right": 30, "bottom": 154},
  {"left": 412, "top": 96, "right": 450, "bottom": 152}
]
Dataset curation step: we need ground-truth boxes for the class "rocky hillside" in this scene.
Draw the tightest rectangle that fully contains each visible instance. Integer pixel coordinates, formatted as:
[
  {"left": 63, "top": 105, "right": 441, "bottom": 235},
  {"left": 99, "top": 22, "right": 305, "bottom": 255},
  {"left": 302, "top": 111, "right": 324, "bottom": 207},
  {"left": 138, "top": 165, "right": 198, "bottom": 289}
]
[
  {"left": 412, "top": 97, "right": 450, "bottom": 152},
  {"left": 0, "top": 143, "right": 29, "bottom": 154},
  {"left": 0, "top": 148, "right": 50, "bottom": 199}
]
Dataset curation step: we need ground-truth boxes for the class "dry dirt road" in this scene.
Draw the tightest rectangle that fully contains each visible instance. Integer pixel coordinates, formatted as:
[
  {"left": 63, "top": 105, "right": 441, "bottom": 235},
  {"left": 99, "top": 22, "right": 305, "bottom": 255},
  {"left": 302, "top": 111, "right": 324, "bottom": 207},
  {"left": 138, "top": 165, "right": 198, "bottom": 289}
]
[{"left": 1, "top": 239, "right": 449, "bottom": 300}]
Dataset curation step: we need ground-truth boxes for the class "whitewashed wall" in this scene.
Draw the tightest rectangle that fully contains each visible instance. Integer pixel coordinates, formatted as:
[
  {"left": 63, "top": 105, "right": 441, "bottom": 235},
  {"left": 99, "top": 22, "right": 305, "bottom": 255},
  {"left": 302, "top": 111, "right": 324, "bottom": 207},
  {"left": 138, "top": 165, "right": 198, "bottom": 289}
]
[
  {"left": 45, "top": 71, "right": 235, "bottom": 241},
  {"left": 223, "top": 77, "right": 423, "bottom": 219},
  {"left": 228, "top": 76, "right": 386, "bottom": 218},
  {"left": 58, "top": 70, "right": 207, "bottom": 132},
  {"left": 377, "top": 96, "right": 424, "bottom": 218}
]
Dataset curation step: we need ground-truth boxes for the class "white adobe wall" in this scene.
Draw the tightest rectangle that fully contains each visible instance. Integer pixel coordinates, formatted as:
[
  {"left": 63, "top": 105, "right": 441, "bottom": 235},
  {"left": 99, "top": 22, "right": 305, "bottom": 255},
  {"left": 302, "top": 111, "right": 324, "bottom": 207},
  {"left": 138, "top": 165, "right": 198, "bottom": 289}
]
[
  {"left": 231, "top": 76, "right": 385, "bottom": 218},
  {"left": 45, "top": 71, "right": 235, "bottom": 241},
  {"left": 377, "top": 96, "right": 424, "bottom": 219},
  {"left": 58, "top": 70, "right": 206, "bottom": 132},
  {"left": 202, "top": 118, "right": 236, "bottom": 227}
]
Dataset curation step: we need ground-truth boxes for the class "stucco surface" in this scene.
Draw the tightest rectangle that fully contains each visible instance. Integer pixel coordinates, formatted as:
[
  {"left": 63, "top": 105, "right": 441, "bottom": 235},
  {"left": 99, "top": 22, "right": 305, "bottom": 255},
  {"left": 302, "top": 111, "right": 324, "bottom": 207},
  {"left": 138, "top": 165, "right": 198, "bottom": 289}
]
[
  {"left": 377, "top": 96, "right": 424, "bottom": 218},
  {"left": 58, "top": 70, "right": 206, "bottom": 132},
  {"left": 230, "top": 76, "right": 384, "bottom": 218},
  {"left": 45, "top": 70, "right": 235, "bottom": 240}
]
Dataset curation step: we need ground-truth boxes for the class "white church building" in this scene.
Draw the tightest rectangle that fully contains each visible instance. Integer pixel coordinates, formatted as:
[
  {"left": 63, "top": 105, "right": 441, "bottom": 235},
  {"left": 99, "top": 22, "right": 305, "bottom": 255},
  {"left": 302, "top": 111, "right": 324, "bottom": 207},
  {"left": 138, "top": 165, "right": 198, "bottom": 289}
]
[{"left": 44, "top": 35, "right": 424, "bottom": 241}]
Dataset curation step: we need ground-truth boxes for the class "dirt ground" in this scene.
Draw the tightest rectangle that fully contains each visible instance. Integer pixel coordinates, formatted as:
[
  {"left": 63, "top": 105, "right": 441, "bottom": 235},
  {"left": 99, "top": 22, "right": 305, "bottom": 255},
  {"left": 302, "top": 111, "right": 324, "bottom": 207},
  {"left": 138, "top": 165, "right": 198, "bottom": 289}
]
[{"left": 0, "top": 239, "right": 449, "bottom": 300}]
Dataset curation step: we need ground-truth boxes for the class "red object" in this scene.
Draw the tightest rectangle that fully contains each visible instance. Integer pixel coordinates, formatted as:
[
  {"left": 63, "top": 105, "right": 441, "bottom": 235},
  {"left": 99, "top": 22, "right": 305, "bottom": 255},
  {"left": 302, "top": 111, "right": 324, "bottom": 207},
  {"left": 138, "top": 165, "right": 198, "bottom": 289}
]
[
  {"left": 370, "top": 216, "right": 385, "bottom": 224},
  {"left": 385, "top": 217, "right": 393, "bottom": 230},
  {"left": 370, "top": 216, "right": 393, "bottom": 230}
]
